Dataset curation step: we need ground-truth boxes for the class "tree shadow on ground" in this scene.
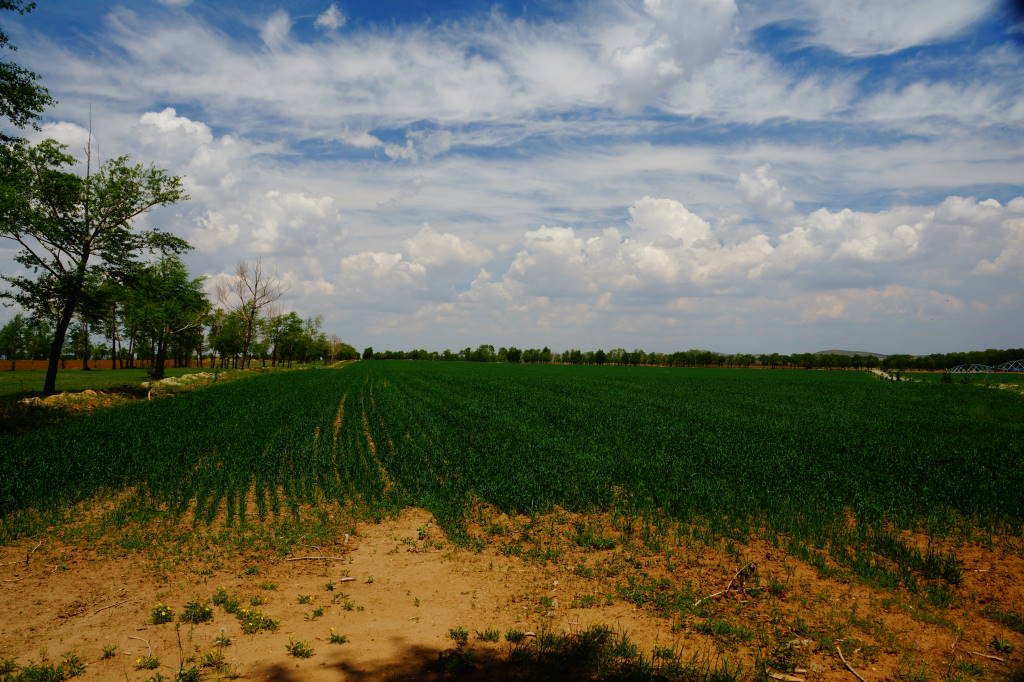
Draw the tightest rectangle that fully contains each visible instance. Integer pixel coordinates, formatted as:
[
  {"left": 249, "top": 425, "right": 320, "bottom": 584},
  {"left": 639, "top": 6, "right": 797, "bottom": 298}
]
[{"left": 252, "top": 626, "right": 726, "bottom": 681}]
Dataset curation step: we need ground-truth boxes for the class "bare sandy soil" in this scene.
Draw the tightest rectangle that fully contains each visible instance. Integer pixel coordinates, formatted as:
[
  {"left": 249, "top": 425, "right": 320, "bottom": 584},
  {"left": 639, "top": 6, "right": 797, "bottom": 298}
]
[{"left": 1, "top": 507, "right": 1022, "bottom": 681}]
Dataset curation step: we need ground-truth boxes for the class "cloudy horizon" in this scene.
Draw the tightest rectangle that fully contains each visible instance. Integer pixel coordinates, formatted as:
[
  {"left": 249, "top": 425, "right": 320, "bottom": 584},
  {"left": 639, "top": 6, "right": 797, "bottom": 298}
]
[{"left": 3, "top": 0, "right": 1023, "bottom": 355}]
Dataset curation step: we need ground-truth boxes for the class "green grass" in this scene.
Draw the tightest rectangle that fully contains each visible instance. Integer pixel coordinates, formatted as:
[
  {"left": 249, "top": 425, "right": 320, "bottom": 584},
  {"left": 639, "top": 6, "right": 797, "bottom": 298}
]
[
  {"left": 1, "top": 362, "right": 1021, "bottom": 586},
  {"left": 0, "top": 367, "right": 209, "bottom": 399}
]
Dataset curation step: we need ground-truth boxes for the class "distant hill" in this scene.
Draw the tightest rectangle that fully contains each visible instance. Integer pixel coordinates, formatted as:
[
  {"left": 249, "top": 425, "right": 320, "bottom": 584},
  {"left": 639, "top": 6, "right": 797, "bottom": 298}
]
[{"left": 815, "top": 349, "right": 889, "bottom": 358}]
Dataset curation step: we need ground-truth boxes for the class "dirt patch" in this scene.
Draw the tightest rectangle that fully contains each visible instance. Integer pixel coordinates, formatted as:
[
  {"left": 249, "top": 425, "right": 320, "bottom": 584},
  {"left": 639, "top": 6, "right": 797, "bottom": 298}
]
[{"left": 1, "top": 508, "right": 1022, "bottom": 681}]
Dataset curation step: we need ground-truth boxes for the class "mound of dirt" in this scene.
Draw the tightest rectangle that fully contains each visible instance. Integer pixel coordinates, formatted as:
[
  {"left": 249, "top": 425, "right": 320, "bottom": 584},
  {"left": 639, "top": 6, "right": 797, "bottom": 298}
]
[{"left": 18, "top": 389, "right": 130, "bottom": 412}]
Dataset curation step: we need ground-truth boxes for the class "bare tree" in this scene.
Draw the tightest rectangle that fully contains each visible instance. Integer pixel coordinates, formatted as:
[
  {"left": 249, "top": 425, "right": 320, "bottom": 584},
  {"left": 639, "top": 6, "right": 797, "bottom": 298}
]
[
  {"left": 327, "top": 333, "right": 342, "bottom": 363},
  {"left": 215, "top": 259, "right": 284, "bottom": 369}
]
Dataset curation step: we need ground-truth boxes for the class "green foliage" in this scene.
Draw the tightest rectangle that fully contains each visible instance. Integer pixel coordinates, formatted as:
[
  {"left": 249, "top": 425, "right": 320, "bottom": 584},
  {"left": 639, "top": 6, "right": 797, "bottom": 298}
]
[
  {"left": 0, "top": 137, "right": 189, "bottom": 394},
  {"left": 235, "top": 608, "right": 278, "bottom": 634},
  {"left": 180, "top": 599, "right": 213, "bottom": 624},
  {"left": 1, "top": 654, "right": 85, "bottom": 682},
  {"left": 121, "top": 256, "right": 208, "bottom": 381},
  {"left": 174, "top": 668, "right": 201, "bottom": 682},
  {"left": 328, "top": 630, "right": 349, "bottom": 644},
  {"left": 981, "top": 606, "right": 1024, "bottom": 634},
  {"left": 135, "top": 655, "right": 160, "bottom": 670},
  {"left": 285, "top": 639, "right": 313, "bottom": 658},
  {"left": 694, "top": 618, "right": 753, "bottom": 643},
  {"left": 990, "top": 636, "right": 1014, "bottom": 654},
  {"left": 448, "top": 626, "right": 470, "bottom": 645},
  {"left": 150, "top": 602, "right": 173, "bottom": 624},
  {"left": 476, "top": 627, "right": 501, "bottom": 642},
  {"left": 212, "top": 588, "right": 240, "bottom": 614},
  {"left": 0, "top": 1, "right": 54, "bottom": 145},
  {"left": 573, "top": 522, "right": 617, "bottom": 550}
]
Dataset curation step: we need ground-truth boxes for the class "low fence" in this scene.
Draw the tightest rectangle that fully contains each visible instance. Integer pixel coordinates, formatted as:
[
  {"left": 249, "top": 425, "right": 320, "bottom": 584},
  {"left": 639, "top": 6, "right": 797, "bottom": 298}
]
[{"left": 1, "top": 358, "right": 221, "bottom": 371}]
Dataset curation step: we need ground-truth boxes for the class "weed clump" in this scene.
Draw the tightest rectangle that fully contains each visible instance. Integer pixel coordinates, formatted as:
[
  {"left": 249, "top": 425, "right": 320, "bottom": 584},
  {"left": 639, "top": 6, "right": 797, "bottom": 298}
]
[
  {"left": 285, "top": 639, "right": 314, "bottom": 658},
  {"left": 448, "top": 626, "right": 470, "bottom": 645},
  {"left": 236, "top": 608, "right": 279, "bottom": 634},
  {"left": 151, "top": 603, "right": 173, "bottom": 624},
  {"left": 135, "top": 655, "right": 161, "bottom": 670},
  {"left": 180, "top": 599, "right": 214, "bottom": 624}
]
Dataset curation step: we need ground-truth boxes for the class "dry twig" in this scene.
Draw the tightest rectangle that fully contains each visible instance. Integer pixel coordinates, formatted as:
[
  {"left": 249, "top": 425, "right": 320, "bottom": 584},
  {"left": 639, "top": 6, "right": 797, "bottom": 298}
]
[
  {"left": 93, "top": 598, "right": 134, "bottom": 615},
  {"left": 768, "top": 673, "right": 805, "bottom": 682},
  {"left": 25, "top": 540, "right": 42, "bottom": 566},
  {"left": 694, "top": 562, "right": 752, "bottom": 606},
  {"left": 286, "top": 556, "right": 347, "bottom": 562},
  {"left": 836, "top": 645, "right": 867, "bottom": 682},
  {"left": 128, "top": 636, "right": 152, "bottom": 656},
  {"left": 960, "top": 648, "right": 1005, "bottom": 662}
]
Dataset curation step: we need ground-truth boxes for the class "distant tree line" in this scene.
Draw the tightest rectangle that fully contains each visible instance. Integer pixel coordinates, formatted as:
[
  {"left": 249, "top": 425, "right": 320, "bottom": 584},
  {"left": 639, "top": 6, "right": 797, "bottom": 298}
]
[
  {"left": 360, "top": 345, "right": 1024, "bottom": 371},
  {"left": 0, "top": 272, "right": 358, "bottom": 377}
]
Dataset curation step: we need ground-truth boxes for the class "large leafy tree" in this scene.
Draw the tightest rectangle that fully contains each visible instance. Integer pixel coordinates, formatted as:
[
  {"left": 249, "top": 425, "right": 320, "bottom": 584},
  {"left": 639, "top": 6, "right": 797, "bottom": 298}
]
[
  {"left": 208, "top": 308, "right": 245, "bottom": 368},
  {"left": 0, "top": 1, "right": 53, "bottom": 145},
  {"left": 0, "top": 139, "right": 189, "bottom": 393},
  {"left": 124, "top": 255, "right": 208, "bottom": 380}
]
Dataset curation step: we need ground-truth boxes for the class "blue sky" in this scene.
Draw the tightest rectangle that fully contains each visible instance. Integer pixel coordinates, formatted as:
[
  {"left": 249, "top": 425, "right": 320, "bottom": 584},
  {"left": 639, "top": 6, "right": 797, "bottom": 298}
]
[{"left": 4, "top": 0, "right": 1024, "bottom": 354}]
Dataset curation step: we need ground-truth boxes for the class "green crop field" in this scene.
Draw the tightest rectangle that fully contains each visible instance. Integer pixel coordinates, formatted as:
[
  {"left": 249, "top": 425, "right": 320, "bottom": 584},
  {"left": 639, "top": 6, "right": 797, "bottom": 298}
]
[{"left": 2, "top": 362, "right": 1021, "bottom": 564}]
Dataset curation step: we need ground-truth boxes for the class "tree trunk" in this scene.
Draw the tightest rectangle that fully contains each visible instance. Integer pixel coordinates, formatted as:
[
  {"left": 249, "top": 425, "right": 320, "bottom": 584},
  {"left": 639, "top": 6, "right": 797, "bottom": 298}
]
[
  {"left": 126, "top": 332, "right": 135, "bottom": 369},
  {"left": 240, "top": 309, "right": 255, "bottom": 370},
  {"left": 81, "top": 320, "right": 91, "bottom": 371},
  {"left": 44, "top": 303, "right": 77, "bottom": 395},
  {"left": 150, "top": 333, "right": 168, "bottom": 380}
]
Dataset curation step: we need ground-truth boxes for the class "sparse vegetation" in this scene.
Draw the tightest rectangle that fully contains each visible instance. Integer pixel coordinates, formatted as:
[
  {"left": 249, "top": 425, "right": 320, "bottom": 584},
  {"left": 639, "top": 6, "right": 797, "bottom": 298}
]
[
  {"left": 285, "top": 639, "right": 313, "bottom": 658},
  {"left": 475, "top": 627, "right": 500, "bottom": 642},
  {"left": 151, "top": 603, "right": 173, "bottom": 624},
  {"left": 136, "top": 655, "right": 161, "bottom": 670},
  {"left": 448, "top": 626, "right": 470, "bottom": 645},
  {"left": 235, "top": 608, "right": 279, "bottom": 634},
  {"left": 180, "top": 599, "right": 213, "bottom": 624}
]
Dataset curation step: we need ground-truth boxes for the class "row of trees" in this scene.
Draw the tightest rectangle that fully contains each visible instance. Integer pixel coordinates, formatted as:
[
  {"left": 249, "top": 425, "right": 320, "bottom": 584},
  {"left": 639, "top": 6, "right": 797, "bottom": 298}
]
[
  {"left": 0, "top": 262, "right": 358, "bottom": 376},
  {"left": 360, "top": 345, "right": 1024, "bottom": 371}
]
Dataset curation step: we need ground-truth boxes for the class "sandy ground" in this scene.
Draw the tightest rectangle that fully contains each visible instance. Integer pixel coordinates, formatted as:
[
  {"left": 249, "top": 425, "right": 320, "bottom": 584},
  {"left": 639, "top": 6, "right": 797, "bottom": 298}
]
[{"left": 1, "top": 508, "right": 1022, "bottom": 681}]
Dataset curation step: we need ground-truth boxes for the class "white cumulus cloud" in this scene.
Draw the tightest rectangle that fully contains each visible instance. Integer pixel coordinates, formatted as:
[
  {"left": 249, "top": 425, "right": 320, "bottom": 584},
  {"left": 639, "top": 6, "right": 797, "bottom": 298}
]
[
  {"left": 315, "top": 4, "right": 346, "bottom": 31},
  {"left": 402, "top": 225, "right": 491, "bottom": 268},
  {"left": 737, "top": 164, "right": 794, "bottom": 214}
]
